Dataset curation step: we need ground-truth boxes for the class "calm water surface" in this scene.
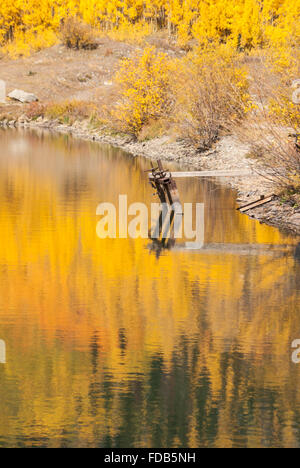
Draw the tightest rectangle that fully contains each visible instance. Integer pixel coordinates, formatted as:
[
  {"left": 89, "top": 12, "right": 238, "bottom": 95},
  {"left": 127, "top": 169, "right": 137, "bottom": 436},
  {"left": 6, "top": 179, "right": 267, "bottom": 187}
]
[{"left": 0, "top": 128, "right": 300, "bottom": 448}]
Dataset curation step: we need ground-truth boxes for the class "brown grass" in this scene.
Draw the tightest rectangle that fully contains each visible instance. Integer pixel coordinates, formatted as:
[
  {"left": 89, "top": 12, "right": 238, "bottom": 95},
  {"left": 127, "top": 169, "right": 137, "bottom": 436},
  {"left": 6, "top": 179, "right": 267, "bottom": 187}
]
[
  {"left": 238, "top": 117, "right": 300, "bottom": 192},
  {"left": 172, "top": 53, "right": 251, "bottom": 151},
  {"left": 25, "top": 102, "right": 47, "bottom": 120},
  {"left": 236, "top": 58, "right": 300, "bottom": 194},
  {"left": 25, "top": 100, "right": 96, "bottom": 124}
]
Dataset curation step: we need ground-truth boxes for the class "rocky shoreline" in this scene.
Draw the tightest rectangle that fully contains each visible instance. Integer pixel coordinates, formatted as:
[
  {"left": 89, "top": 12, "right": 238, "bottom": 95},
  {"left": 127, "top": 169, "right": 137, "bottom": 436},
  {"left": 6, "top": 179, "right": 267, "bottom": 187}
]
[{"left": 1, "top": 115, "right": 300, "bottom": 237}]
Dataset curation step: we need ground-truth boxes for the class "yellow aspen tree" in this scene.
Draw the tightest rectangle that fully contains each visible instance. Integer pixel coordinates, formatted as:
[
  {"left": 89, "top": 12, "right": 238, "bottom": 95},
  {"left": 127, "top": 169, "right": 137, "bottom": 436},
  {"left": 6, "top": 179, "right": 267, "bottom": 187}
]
[{"left": 0, "top": 0, "right": 299, "bottom": 54}]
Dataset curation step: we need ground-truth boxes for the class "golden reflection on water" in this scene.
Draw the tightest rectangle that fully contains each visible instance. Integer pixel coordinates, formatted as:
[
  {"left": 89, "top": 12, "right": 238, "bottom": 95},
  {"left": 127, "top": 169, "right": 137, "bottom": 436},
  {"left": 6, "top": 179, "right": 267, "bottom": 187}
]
[{"left": 0, "top": 128, "right": 300, "bottom": 448}]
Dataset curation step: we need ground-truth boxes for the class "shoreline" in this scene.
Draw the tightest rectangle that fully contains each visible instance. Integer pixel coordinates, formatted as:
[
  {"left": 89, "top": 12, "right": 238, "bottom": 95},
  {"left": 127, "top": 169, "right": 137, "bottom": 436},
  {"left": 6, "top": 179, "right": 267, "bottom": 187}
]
[{"left": 1, "top": 116, "right": 300, "bottom": 238}]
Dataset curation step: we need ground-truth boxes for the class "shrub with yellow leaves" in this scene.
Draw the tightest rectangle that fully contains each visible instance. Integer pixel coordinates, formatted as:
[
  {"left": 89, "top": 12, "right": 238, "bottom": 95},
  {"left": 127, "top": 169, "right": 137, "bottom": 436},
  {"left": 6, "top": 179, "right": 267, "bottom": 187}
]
[
  {"left": 111, "top": 47, "right": 173, "bottom": 137},
  {"left": 2, "top": 29, "right": 57, "bottom": 58},
  {"left": 269, "top": 98, "right": 300, "bottom": 130}
]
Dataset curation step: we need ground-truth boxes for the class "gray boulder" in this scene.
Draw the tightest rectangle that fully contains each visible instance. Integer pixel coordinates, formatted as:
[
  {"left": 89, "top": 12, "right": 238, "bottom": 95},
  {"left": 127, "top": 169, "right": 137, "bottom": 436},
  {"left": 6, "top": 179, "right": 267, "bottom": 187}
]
[
  {"left": 290, "top": 213, "right": 300, "bottom": 225},
  {"left": 8, "top": 89, "right": 38, "bottom": 103}
]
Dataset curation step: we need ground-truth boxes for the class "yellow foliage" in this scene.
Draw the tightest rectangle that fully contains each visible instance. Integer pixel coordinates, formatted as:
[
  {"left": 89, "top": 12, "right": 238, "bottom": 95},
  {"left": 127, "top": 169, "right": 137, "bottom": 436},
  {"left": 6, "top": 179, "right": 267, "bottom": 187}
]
[
  {"left": 45, "top": 100, "right": 95, "bottom": 124},
  {"left": 2, "top": 29, "right": 57, "bottom": 58},
  {"left": 109, "top": 43, "right": 252, "bottom": 147},
  {"left": 105, "top": 22, "right": 152, "bottom": 45},
  {"left": 269, "top": 98, "right": 300, "bottom": 129},
  {"left": 0, "top": 0, "right": 299, "bottom": 55},
  {"left": 111, "top": 47, "right": 172, "bottom": 137}
]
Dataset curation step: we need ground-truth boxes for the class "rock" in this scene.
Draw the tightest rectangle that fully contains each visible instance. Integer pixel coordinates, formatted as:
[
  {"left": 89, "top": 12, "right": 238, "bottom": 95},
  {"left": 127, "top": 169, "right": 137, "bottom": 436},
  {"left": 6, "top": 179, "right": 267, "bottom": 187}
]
[
  {"left": 0, "top": 80, "right": 6, "bottom": 103},
  {"left": 18, "top": 114, "right": 29, "bottom": 123},
  {"left": 290, "top": 214, "right": 300, "bottom": 225},
  {"left": 8, "top": 89, "right": 38, "bottom": 103}
]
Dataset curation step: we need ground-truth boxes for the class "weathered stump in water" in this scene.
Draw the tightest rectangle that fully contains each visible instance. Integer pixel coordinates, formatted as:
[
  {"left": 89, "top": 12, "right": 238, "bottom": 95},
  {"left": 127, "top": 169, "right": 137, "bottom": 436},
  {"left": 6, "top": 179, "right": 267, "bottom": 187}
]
[{"left": 148, "top": 160, "right": 183, "bottom": 246}]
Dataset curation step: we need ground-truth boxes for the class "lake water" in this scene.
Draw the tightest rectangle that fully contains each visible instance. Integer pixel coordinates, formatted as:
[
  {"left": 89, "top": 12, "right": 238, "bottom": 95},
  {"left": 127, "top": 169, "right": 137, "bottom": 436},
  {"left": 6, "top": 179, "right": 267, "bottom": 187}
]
[{"left": 0, "top": 128, "right": 300, "bottom": 448}]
